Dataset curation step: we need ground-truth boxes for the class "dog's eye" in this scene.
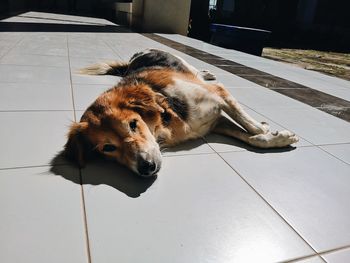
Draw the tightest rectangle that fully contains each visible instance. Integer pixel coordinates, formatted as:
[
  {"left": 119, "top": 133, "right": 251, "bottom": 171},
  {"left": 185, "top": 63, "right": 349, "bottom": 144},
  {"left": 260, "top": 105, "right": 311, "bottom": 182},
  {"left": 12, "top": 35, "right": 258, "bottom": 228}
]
[
  {"left": 129, "top": 119, "right": 137, "bottom": 131},
  {"left": 102, "top": 144, "right": 117, "bottom": 152}
]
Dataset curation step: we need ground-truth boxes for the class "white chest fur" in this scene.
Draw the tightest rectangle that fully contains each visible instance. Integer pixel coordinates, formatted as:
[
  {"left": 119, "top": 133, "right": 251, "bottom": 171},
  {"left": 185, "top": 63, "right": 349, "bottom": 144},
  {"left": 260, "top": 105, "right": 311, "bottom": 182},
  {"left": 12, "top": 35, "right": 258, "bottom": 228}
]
[{"left": 164, "top": 78, "right": 222, "bottom": 138}]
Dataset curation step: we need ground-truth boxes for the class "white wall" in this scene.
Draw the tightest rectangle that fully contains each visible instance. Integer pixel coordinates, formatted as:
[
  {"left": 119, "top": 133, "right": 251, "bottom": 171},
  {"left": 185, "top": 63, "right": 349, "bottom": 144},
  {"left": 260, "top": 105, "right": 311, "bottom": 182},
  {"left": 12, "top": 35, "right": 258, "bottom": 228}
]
[{"left": 132, "top": 0, "right": 191, "bottom": 35}]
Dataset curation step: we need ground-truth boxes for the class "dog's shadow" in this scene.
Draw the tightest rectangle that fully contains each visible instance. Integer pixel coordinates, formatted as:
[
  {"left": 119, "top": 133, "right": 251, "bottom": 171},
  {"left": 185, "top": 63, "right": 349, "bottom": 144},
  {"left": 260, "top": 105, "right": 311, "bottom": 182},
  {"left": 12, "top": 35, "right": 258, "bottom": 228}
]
[
  {"left": 50, "top": 136, "right": 295, "bottom": 198},
  {"left": 50, "top": 152, "right": 156, "bottom": 198}
]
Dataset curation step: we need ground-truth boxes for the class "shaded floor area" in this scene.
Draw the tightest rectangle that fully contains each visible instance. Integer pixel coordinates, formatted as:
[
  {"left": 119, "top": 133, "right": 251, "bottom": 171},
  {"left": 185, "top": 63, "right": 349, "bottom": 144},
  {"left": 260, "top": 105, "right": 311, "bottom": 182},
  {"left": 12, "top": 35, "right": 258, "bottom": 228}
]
[{"left": 1, "top": 11, "right": 350, "bottom": 263}]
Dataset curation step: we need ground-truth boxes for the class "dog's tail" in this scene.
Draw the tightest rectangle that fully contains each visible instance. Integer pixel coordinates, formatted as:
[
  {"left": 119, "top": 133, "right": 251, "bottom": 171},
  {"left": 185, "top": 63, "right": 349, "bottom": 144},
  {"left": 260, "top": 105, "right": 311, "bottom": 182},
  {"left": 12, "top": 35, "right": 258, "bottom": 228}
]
[{"left": 78, "top": 61, "right": 129, "bottom": 76}]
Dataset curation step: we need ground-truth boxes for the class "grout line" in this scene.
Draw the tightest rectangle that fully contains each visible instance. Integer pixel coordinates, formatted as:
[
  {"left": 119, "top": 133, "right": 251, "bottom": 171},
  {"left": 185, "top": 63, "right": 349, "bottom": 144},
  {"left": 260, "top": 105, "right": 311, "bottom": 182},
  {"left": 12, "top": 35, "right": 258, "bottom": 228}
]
[
  {"left": 101, "top": 39, "right": 126, "bottom": 61},
  {"left": 280, "top": 254, "right": 325, "bottom": 263},
  {"left": 79, "top": 168, "right": 93, "bottom": 263},
  {"left": 316, "top": 145, "right": 350, "bottom": 166},
  {"left": 314, "top": 141, "right": 350, "bottom": 147},
  {"left": 294, "top": 144, "right": 320, "bottom": 148},
  {"left": 0, "top": 109, "right": 73, "bottom": 112},
  {"left": 0, "top": 163, "right": 68, "bottom": 171},
  {"left": 1, "top": 53, "right": 68, "bottom": 59},
  {"left": 214, "top": 151, "right": 322, "bottom": 260},
  {"left": 0, "top": 34, "right": 25, "bottom": 61},
  {"left": 0, "top": 62, "right": 69, "bottom": 68},
  {"left": 67, "top": 34, "right": 92, "bottom": 263},
  {"left": 66, "top": 34, "right": 78, "bottom": 122},
  {"left": 318, "top": 244, "right": 350, "bottom": 257}
]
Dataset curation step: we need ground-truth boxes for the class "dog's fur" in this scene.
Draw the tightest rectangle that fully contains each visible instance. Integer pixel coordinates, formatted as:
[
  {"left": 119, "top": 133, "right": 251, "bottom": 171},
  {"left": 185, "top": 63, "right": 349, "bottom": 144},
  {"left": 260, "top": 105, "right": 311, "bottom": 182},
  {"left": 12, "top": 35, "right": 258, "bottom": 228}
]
[{"left": 65, "top": 49, "right": 298, "bottom": 177}]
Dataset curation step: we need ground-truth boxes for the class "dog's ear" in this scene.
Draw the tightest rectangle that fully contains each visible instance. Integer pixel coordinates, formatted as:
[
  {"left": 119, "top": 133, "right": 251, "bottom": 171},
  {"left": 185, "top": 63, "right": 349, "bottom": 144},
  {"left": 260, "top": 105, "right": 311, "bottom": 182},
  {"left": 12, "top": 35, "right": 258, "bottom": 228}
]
[{"left": 64, "top": 122, "right": 91, "bottom": 167}]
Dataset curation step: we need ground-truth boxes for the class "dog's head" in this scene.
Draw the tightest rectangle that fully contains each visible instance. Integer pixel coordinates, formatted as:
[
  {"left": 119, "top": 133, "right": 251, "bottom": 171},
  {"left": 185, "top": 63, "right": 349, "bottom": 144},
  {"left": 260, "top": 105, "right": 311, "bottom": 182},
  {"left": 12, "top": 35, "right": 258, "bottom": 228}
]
[{"left": 65, "top": 86, "right": 164, "bottom": 177}]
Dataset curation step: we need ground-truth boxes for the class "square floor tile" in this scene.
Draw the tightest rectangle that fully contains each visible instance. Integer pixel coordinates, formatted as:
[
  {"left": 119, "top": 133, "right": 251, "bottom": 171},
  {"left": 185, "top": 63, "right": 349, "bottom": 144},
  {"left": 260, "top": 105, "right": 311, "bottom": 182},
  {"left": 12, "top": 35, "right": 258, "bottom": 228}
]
[
  {"left": 0, "top": 111, "right": 74, "bottom": 169},
  {"left": 72, "top": 83, "right": 114, "bottom": 110},
  {"left": 0, "top": 83, "right": 73, "bottom": 111},
  {"left": 12, "top": 34, "right": 68, "bottom": 57},
  {"left": 220, "top": 147, "right": 350, "bottom": 251},
  {"left": 322, "top": 248, "right": 350, "bottom": 263},
  {"left": 82, "top": 154, "right": 312, "bottom": 263},
  {"left": 0, "top": 166, "right": 87, "bottom": 263},
  {"left": 0, "top": 64, "right": 70, "bottom": 84},
  {"left": 254, "top": 107, "right": 350, "bottom": 145}
]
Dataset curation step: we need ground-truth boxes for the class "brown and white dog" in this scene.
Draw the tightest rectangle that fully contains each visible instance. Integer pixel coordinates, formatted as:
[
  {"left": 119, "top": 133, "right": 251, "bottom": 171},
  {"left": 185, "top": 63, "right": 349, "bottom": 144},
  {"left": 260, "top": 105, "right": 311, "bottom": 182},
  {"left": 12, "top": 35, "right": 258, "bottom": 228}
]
[{"left": 65, "top": 49, "right": 298, "bottom": 177}]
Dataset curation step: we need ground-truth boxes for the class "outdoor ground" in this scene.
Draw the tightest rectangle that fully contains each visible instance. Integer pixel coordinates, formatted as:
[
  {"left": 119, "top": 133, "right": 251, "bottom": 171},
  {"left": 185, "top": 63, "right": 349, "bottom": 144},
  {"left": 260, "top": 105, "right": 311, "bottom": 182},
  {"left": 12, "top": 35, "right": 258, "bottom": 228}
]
[
  {"left": 263, "top": 48, "right": 350, "bottom": 81},
  {"left": 1, "top": 12, "right": 350, "bottom": 263}
]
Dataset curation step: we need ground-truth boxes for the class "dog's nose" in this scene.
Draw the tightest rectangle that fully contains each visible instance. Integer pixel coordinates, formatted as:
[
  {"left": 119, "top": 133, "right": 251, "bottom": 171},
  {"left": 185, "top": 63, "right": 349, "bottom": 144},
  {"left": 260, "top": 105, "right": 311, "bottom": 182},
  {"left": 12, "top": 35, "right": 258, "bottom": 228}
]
[{"left": 137, "top": 159, "right": 157, "bottom": 176}]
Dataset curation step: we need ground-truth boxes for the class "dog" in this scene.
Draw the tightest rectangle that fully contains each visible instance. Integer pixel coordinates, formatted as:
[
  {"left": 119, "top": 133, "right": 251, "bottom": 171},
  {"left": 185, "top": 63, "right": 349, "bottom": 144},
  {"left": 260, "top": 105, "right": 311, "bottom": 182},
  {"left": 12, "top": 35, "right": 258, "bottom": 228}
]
[{"left": 65, "top": 49, "right": 298, "bottom": 177}]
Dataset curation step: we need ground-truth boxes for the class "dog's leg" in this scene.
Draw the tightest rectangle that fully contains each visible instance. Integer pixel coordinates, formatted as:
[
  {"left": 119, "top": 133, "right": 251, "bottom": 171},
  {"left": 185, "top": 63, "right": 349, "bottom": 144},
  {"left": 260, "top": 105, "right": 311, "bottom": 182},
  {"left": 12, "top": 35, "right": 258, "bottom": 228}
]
[
  {"left": 209, "top": 83, "right": 269, "bottom": 135},
  {"left": 173, "top": 55, "right": 216, "bottom": 81},
  {"left": 212, "top": 116, "right": 299, "bottom": 148}
]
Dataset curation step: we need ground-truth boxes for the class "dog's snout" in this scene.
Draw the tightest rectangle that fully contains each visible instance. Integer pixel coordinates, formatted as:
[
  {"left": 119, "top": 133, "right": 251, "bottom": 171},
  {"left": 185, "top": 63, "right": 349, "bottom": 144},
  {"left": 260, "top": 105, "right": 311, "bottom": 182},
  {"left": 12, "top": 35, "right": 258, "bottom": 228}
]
[{"left": 137, "top": 159, "right": 158, "bottom": 177}]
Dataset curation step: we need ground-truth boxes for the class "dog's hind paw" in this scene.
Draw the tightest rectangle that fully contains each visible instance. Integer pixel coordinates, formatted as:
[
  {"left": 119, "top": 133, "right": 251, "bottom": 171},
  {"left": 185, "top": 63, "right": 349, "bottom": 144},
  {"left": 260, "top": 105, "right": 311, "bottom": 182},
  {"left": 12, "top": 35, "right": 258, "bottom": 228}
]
[
  {"left": 200, "top": 70, "right": 216, "bottom": 81},
  {"left": 271, "top": 130, "right": 299, "bottom": 147}
]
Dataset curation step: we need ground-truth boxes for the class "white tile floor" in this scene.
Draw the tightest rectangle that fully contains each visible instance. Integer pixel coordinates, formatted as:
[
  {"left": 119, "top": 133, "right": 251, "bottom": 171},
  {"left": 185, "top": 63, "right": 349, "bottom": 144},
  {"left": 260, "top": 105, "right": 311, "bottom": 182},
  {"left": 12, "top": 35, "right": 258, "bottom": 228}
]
[{"left": 1, "top": 12, "right": 350, "bottom": 263}]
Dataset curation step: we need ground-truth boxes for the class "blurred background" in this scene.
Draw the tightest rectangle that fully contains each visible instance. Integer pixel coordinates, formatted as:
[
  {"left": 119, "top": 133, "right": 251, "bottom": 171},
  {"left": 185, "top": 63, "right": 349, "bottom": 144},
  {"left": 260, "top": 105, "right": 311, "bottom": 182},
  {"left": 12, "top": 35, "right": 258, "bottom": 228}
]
[{"left": 1, "top": 0, "right": 349, "bottom": 79}]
